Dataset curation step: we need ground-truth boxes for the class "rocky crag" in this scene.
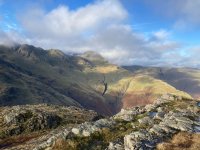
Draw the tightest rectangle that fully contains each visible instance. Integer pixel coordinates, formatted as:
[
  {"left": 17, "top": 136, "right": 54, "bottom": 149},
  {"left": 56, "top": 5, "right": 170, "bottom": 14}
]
[
  {"left": 0, "top": 94, "right": 199, "bottom": 150},
  {"left": 0, "top": 104, "right": 100, "bottom": 149}
]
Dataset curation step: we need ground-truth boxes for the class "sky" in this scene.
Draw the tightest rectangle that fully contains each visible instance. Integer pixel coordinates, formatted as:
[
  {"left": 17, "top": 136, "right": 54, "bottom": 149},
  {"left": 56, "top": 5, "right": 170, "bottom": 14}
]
[{"left": 0, "top": 0, "right": 200, "bottom": 67}]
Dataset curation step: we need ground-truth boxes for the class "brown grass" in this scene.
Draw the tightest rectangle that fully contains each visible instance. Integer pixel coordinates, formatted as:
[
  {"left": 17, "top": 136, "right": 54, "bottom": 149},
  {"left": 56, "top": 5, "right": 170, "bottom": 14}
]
[
  {"left": 94, "top": 65, "right": 119, "bottom": 73},
  {"left": 157, "top": 132, "right": 200, "bottom": 150},
  {"left": 122, "top": 93, "right": 154, "bottom": 108},
  {"left": 53, "top": 138, "right": 69, "bottom": 150},
  {"left": 0, "top": 131, "right": 45, "bottom": 149}
]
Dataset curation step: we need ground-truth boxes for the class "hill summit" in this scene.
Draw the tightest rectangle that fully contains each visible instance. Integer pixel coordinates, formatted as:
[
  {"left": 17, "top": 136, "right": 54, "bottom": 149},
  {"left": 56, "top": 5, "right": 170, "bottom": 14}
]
[{"left": 79, "top": 51, "right": 107, "bottom": 64}]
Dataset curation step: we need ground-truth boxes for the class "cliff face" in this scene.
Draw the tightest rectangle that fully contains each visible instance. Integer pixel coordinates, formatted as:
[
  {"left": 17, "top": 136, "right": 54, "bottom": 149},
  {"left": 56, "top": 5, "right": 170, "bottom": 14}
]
[{"left": 1, "top": 94, "right": 199, "bottom": 150}]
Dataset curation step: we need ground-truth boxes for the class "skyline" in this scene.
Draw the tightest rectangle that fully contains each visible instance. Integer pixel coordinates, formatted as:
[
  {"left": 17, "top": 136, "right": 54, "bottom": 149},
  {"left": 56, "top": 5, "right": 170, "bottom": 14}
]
[{"left": 0, "top": 0, "right": 200, "bottom": 67}]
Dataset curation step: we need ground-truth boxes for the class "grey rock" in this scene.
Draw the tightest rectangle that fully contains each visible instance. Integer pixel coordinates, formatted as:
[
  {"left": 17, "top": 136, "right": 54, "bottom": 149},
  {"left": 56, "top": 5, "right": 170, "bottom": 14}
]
[
  {"left": 154, "top": 112, "right": 165, "bottom": 120},
  {"left": 72, "top": 122, "right": 100, "bottom": 137},
  {"left": 114, "top": 107, "right": 145, "bottom": 121},
  {"left": 138, "top": 117, "right": 153, "bottom": 125},
  {"left": 94, "top": 118, "right": 115, "bottom": 128},
  {"left": 107, "top": 141, "right": 124, "bottom": 150}
]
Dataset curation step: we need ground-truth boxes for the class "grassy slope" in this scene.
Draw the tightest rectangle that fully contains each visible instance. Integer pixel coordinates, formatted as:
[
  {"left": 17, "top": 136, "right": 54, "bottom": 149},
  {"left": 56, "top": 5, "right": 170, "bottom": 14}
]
[
  {"left": 109, "top": 75, "right": 191, "bottom": 108},
  {"left": 124, "top": 66, "right": 200, "bottom": 99}
]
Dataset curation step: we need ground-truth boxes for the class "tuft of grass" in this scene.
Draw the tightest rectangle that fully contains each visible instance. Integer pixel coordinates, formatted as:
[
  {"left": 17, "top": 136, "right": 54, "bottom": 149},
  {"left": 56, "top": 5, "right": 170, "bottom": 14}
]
[
  {"left": 0, "top": 131, "right": 46, "bottom": 149},
  {"left": 157, "top": 132, "right": 200, "bottom": 150}
]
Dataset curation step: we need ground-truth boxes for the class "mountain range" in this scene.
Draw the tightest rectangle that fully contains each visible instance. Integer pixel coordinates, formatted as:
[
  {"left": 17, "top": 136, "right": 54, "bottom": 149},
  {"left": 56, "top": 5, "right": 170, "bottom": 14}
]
[{"left": 0, "top": 44, "right": 195, "bottom": 115}]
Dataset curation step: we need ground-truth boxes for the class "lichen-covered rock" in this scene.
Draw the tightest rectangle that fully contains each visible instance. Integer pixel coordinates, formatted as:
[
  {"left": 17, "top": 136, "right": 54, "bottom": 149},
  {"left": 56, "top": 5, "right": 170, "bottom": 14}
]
[
  {"left": 0, "top": 104, "right": 100, "bottom": 149},
  {"left": 2, "top": 108, "right": 62, "bottom": 136},
  {"left": 94, "top": 118, "right": 116, "bottom": 128},
  {"left": 138, "top": 116, "right": 153, "bottom": 125},
  {"left": 123, "top": 95, "right": 200, "bottom": 150},
  {"left": 72, "top": 122, "right": 99, "bottom": 137},
  {"left": 107, "top": 141, "right": 124, "bottom": 150},
  {"left": 114, "top": 106, "right": 146, "bottom": 121}
]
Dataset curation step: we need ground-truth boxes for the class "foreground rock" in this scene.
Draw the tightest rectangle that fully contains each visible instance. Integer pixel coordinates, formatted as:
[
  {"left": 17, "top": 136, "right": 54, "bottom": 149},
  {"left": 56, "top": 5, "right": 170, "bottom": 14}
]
[
  {"left": 1, "top": 94, "right": 200, "bottom": 150},
  {"left": 123, "top": 94, "right": 200, "bottom": 150},
  {"left": 0, "top": 104, "right": 100, "bottom": 149},
  {"left": 31, "top": 94, "right": 199, "bottom": 150}
]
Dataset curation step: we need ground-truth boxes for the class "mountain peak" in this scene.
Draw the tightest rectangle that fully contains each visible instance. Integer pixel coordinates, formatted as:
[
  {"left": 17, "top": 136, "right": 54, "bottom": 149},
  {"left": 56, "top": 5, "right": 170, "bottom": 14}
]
[
  {"left": 48, "top": 49, "right": 67, "bottom": 59},
  {"left": 80, "top": 51, "right": 107, "bottom": 64},
  {"left": 16, "top": 44, "right": 46, "bottom": 59}
]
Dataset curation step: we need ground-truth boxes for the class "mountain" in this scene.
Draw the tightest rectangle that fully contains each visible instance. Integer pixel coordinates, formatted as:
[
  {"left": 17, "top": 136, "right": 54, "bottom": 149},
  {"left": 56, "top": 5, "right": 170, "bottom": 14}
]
[
  {"left": 0, "top": 44, "right": 191, "bottom": 115},
  {"left": 124, "top": 65, "right": 200, "bottom": 99}
]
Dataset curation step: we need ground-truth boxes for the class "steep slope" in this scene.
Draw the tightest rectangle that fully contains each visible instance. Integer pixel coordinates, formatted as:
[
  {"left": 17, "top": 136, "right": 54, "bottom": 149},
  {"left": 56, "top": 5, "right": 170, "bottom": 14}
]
[
  {"left": 0, "top": 44, "right": 191, "bottom": 115},
  {"left": 0, "top": 44, "right": 114, "bottom": 115},
  {"left": 124, "top": 66, "right": 200, "bottom": 99},
  {"left": 109, "top": 75, "right": 191, "bottom": 108},
  {"left": 79, "top": 52, "right": 191, "bottom": 110}
]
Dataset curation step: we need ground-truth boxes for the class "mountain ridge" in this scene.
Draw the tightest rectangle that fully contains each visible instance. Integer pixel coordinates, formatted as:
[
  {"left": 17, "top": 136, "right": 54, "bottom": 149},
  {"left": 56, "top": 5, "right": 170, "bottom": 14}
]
[
  {"left": 123, "top": 65, "right": 200, "bottom": 99},
  {"left": 0, "top": 44, "right": 192, "bottom": 115}
]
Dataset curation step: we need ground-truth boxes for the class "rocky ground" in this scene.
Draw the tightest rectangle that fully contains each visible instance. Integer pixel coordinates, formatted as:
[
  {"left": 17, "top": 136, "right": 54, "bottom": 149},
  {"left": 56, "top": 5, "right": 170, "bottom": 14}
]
[
  {"left": 0, "top": 94, "right": 199, "bottom": 150},
  {"left": 0, "top": 104, "right": 100, "bottom": 149}
]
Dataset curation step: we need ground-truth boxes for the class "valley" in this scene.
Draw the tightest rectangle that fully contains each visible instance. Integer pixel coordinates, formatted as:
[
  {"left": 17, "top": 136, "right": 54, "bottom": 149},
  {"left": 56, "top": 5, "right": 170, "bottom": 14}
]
[{"left": 0, "top": 44, "right": 192, "bottom": 115}]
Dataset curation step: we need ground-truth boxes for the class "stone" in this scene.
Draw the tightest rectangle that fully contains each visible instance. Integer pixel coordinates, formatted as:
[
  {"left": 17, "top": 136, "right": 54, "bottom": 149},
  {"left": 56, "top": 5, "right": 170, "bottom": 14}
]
[
  {"left": 175, "top": 116, "right": 193, "bottom": 124},
  {"left": 149, "top": 125, "right": 165, "bottom": 136},
  {"left": 114, "top": 107, "right": 146, "bottom": 121},
  {"left": 153, "top": 112, "right": 165, "bottom": 120},
  {"left": 148, "top": 112, "right": 157, "bottom": 118},
  {"left": 197, "top": 102, "right": 200, "bottom": 107},
  {"left": 94, "top": 118, "right": 115, "bottom": 128},
  {"left": 72, "top": 122, "right": 100, "bottom": 137},
  {"left": 138, "top": 117, "right": 153, "bottom": 125},
  {"left": 194, "top": 126, "right": 200, "bottom": 132},
  {"left": 107, "top": 140, "right": 124, "bottom": 150},
  {"left": 145, "top": 104, "right": 156, "bottom": 112}
]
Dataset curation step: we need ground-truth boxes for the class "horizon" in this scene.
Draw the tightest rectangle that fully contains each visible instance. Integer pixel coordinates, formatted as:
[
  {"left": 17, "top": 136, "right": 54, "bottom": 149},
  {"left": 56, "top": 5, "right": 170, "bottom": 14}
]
[{"left": 0, "top": 0, "right": 200, "bottom": 67}]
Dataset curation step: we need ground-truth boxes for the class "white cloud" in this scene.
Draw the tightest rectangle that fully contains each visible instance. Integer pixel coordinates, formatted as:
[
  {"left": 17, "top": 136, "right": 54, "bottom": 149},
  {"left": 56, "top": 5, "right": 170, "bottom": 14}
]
[
  {"left": 0, "top": 0, "right": 182, "bottom": 66},
  {"left": 83, "top": 25, "right": 180, "bottom": 65},
  {"left": 152, "top": 30, "right": 171, "bottom": 41},
  {"left": 1, "top": 0, "right": 200, "bottom": 68},
  {"left": 0, "top": 30, "right": 25, "bottom": 46},
  {"left": 19, "top": 0, "right": 127, "bottom": 38}
]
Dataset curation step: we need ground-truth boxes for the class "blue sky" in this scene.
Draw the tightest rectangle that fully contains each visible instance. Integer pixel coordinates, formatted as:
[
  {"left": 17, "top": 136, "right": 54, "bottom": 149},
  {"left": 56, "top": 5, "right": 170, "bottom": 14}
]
[{"left": 0, "top": 0, "right": 200, "bottom": 67}]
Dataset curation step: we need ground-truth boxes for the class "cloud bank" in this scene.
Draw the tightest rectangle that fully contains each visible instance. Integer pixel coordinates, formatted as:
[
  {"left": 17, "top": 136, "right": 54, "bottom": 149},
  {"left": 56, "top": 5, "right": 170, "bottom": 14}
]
[{"left": 0, "top": 0, "right": 199, "bottom": 67}]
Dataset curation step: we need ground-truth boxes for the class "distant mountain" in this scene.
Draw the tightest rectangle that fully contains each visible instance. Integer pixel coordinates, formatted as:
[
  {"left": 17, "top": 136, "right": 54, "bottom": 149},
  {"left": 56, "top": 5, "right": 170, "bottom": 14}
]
[
  {"left": 124, "top": 65, "right": 200, "bottom": 99},
  {"left": 79, "top": 51, "right": 107, "bottom": 64},
  {"left": 0, "top": 44, "right": 191, "bottom": 115}
]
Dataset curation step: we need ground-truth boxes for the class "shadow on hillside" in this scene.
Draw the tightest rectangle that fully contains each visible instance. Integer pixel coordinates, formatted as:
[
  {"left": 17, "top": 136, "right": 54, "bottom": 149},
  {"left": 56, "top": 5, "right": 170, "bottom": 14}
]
[{"left": 154, "top": 68, "right": 200, "bottom": 98}]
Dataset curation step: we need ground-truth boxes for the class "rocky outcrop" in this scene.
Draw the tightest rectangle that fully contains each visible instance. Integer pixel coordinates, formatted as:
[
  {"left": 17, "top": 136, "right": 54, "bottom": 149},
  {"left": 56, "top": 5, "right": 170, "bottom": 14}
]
[
  {"left": 0, "top": 104, "right": 100, "bottom": 149},
  {"left": 31, "top": 94, "right": 199, "bottom": 150},
  {"left": 72, "top": 118, "right": 116, "bottom": 137},
  {"left": 114, "top": 106, "right": 146, "bottom": 121},
  {"left": 123, "top": 94, "right": 200, "bottom": 150},
  {"left": 1, "top": 94, "right": 200, "bottom": 150}
]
